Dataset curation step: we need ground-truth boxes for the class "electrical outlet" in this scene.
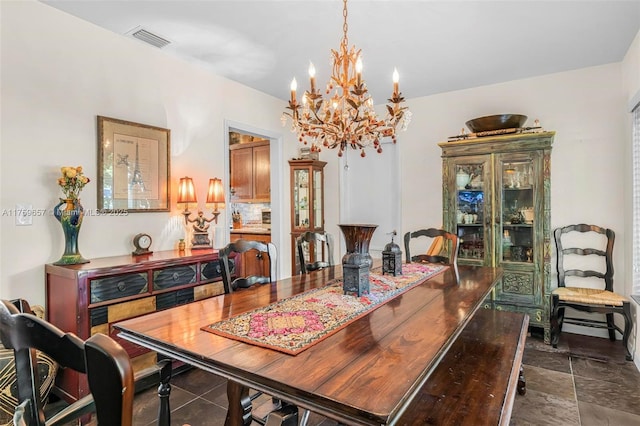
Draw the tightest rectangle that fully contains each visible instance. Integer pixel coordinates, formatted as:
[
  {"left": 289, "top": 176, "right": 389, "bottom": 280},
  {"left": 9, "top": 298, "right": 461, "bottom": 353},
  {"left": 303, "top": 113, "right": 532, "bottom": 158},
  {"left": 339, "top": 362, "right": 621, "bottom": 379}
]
[{"left": 15, "top": 203, "right": 33, "bottom": 226}]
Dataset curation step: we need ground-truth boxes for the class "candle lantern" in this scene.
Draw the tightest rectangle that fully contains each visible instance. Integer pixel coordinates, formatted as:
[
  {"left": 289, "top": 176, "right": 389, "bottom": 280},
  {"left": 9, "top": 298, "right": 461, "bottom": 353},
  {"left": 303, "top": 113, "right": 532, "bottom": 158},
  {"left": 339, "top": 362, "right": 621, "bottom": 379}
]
[{"left": 382, "top": 231, "right": 403, "bottom": 276}]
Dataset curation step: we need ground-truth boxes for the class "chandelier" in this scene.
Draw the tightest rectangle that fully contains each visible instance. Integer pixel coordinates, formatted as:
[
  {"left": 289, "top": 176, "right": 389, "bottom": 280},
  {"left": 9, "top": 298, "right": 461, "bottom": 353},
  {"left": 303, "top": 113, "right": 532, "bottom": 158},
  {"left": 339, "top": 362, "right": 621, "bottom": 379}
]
[{"left": 282, "top": 0, "right": 411, "bottom": 157}]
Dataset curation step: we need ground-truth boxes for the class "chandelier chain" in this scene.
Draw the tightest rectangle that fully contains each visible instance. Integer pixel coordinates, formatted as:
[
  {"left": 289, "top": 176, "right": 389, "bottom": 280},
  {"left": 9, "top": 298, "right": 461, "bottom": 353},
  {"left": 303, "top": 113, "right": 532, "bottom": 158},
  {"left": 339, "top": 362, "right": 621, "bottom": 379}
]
[{"left": 342, "top": 0, "right": 348, "bottom": 48}]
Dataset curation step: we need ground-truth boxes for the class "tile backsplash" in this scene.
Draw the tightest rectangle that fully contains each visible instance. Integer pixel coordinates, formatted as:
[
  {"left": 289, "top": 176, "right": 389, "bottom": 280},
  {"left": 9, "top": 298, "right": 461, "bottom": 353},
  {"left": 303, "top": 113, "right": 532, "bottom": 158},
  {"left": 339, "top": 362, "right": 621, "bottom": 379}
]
[{"left": 231, "top": 202, "right": 270, "bottom": 227}]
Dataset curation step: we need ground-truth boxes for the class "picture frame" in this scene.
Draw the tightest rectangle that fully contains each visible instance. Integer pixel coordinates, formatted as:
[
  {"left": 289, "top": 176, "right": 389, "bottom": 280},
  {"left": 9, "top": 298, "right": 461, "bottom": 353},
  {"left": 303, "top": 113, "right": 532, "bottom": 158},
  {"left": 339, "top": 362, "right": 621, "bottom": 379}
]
[{"left": 97, "top": 116, "right": 171, "bottom": 213}]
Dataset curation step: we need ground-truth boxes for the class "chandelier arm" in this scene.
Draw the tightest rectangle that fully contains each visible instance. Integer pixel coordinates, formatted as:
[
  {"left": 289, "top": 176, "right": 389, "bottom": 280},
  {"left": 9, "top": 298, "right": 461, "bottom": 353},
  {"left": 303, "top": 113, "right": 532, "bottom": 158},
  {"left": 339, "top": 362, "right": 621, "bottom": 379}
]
[{"left": 307, "top": 101, "right": 327, "bottom": 124}]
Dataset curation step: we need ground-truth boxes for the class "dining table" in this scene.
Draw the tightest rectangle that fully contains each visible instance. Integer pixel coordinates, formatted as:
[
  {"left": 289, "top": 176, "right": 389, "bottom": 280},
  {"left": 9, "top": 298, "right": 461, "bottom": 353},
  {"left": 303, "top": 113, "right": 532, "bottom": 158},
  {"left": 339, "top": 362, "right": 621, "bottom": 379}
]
[{"left": 114, "top": 263, "right": 502, "bottom": 426}]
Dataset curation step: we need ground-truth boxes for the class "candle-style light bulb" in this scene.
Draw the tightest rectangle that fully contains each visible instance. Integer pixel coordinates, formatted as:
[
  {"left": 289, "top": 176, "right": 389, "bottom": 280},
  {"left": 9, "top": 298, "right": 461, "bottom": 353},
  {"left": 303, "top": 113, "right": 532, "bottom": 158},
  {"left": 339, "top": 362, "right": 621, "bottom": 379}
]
[
  {"left": 356, "top": 57, "right": 363, "bottom": 85},
  {"left": 308, "top": 62, "right": 316, "bottom": 93},
  {"left": 392, "top": 68, "right": 399, "bottom": 95},
  {"left": 290, "top": 78, "right": 297, "bottom": 102}
]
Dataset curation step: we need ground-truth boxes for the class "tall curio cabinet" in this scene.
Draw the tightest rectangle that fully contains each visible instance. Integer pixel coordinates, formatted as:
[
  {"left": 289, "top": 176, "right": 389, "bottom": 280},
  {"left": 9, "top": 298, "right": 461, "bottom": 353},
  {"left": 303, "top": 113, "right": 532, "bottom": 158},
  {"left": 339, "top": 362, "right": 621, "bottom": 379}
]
[
  {"left": 439, "top": 131, "right": 554, "bottom": 342},
  {"left": 289, "top": 159, "right": 327, "bottom": 275}
]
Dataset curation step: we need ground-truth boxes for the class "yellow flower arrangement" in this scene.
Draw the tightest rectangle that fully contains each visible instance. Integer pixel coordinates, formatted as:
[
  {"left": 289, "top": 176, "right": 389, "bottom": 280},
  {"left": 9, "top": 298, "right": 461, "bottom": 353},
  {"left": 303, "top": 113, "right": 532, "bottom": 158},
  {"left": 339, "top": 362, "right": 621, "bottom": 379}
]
[{"left": 58, "top": 166, "right": 90, "bottom": 200}]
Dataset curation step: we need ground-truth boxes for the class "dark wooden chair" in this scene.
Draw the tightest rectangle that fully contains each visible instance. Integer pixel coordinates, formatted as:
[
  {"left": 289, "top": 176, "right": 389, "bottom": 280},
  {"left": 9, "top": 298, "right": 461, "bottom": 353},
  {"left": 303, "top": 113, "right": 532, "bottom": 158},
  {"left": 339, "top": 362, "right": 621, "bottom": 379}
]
[
  {"left": 551, "top": 224, "right": 633, "bottom": 360},
  {"left": 1, "top": 299, "right": 135, "bottom": 426},
  {"left": 218, "top": 241, "right": 299, "bottom": 424},
  {"left": 404, "top": 228, "right": 460, "bottom": 266},
  {"left": 296, "top": 231, "right": 335, "bottom": 274},
  {"left": 4, "top": 299, "right": 173, "bottom": 426},
  {"left": 219, "top": 239, "right": 277, "bottom": 292}
]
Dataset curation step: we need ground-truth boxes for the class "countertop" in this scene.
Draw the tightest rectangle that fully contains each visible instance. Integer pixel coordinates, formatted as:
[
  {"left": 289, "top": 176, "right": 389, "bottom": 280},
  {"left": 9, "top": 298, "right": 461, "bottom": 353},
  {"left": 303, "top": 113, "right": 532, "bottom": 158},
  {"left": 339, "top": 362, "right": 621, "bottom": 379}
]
[{"left": 230, "top": 227, "right": 271, "bottom": 235}]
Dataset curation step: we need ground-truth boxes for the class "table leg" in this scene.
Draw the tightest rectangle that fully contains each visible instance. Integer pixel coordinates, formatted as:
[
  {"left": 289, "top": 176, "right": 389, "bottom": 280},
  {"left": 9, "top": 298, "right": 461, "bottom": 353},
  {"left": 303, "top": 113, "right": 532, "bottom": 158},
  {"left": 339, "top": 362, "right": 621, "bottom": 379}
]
[
  {"left": 225, "top": 380, "right": 252, "bottom": 426},
  {"left": 517, "top": 365, "right": 526, "bottom": 395}
]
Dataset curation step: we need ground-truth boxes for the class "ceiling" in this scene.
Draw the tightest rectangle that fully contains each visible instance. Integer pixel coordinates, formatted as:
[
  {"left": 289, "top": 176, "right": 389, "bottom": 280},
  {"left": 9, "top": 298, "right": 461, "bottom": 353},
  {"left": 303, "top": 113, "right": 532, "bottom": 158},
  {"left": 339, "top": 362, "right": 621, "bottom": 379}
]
[{"left": 41, "top": 1, "right": 640, "bottom": 103}]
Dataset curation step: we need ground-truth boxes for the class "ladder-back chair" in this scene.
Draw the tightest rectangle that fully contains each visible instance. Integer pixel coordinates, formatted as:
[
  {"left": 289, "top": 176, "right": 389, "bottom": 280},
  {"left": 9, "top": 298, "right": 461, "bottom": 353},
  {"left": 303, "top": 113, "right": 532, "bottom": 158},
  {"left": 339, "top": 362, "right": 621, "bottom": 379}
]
[{"left": 551, "top": 224, "right": 632, "bottom": 360}]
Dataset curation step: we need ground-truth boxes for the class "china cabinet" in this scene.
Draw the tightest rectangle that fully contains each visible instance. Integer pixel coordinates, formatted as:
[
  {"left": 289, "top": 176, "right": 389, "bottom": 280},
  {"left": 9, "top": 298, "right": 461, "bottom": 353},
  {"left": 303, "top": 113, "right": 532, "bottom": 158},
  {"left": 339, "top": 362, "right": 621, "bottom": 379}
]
[
  {"left": 289, "top": 159, "right": 327, "bottom": 275},
  {"left": 230, "top": 140, "right": 270, "bottom": 202},
  {"left": 439, "top": 131, "right": 554, "bottom": 342}
]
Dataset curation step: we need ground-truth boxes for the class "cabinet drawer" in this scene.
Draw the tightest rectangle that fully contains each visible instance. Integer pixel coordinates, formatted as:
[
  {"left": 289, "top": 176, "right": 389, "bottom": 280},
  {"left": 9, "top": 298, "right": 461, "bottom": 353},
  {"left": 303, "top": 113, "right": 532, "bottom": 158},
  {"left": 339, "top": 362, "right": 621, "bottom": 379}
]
[
  {"left": 231, "top": 233, "right": 271, "bottom": 244},
  {"left": 194, "top": 282, "right": 225, "bottom": 300},
  {"left": 201, "top": 258, "right": 235, "bottom": 282},
  {"left": 153, "top": 264, "right": 197, "bottom": 290},
  {"left": 90, "top": 272, "right": 148, "bottom": 303},
  {"left": 90, "top": 305, "right": 108, "bottom": 327},
  {"left": 492, "top": 303, "right": 545, "bottom": 328},
  {"left": 156, "top": 288, "right": 195, "bottom": 310}
]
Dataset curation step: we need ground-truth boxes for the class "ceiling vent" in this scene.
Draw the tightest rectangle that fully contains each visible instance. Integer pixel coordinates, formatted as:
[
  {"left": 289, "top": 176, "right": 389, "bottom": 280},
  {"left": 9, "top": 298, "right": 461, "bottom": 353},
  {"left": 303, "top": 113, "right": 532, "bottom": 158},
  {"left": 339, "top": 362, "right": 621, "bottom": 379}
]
[{"left": 126, "top": 27, "right": 171, "bottom": 49}]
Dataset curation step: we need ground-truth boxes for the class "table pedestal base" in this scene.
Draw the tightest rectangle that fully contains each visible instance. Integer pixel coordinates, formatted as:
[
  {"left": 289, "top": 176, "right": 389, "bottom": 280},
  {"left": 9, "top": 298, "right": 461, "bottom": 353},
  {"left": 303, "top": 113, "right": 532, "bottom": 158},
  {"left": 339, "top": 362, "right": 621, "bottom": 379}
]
[{"left": 343, "top": 263, "right": 370, "bottom": 296}]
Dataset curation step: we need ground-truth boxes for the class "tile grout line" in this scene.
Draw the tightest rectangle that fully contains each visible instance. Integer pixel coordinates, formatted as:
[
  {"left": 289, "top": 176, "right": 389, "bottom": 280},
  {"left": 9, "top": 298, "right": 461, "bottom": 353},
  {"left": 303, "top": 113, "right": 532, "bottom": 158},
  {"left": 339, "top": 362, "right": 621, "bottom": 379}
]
[{"left": 569, "top": 356, "right": 582, "bottom": 426}]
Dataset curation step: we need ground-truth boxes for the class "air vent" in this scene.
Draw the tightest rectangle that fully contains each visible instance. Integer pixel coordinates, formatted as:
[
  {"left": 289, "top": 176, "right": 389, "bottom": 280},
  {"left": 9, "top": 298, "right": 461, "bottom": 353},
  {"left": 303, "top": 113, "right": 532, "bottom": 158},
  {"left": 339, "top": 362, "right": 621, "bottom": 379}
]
[{"left": 127, "top": 27, "right": 171, "bottom": 49}]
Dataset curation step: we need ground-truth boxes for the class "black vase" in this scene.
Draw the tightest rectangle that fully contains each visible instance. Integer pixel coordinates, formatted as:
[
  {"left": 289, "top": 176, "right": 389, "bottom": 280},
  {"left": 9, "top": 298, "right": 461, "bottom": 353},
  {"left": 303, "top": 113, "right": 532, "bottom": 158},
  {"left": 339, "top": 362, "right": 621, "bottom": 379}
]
[{"left": 338, "top": 224, "right": 378, "bottom": 269}]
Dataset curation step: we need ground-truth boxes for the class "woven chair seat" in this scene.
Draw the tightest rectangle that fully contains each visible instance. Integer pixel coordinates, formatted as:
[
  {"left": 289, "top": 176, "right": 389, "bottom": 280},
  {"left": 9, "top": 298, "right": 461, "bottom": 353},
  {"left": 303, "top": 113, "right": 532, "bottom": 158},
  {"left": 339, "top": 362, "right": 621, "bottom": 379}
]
[{"left": 552, "top": 287, "right": 628, "bottom": 306}]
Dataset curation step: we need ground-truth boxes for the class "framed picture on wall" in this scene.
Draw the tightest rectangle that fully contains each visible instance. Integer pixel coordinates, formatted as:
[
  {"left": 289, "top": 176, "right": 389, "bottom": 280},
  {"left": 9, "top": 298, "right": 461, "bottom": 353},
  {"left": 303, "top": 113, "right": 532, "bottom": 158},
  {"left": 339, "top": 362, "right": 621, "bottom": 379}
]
[{"left": 97, "top": 116, "right": 171, "bottom": 212}]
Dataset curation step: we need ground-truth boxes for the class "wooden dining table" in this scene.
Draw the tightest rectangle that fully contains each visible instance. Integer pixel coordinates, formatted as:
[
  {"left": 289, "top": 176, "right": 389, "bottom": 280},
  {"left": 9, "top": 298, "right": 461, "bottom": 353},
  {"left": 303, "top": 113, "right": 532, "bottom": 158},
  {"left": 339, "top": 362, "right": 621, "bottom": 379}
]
[{"left": 114, "top": 263, "right": 502, "bottom": 425}]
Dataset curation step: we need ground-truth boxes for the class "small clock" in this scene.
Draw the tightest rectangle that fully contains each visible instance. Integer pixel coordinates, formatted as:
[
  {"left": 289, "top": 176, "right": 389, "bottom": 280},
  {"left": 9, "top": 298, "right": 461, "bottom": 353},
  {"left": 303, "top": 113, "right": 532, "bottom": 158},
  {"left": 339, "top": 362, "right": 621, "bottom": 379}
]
[{"left": 132, "top": 233, "right": 153, "bottom": 256}]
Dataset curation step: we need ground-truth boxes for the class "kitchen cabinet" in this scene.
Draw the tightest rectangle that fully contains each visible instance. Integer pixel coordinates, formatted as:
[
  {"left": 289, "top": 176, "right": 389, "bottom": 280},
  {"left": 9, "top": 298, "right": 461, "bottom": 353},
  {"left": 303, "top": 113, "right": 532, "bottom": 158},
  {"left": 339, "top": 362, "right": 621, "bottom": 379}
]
[
  {"left": 45, "top": 250, "right": 230, "bottom": 401},
  {"left": 289, "top": 159, "right": 327, "bottom": 275},
  {"left": 439, "top": 131, "right": 554, "bottom": 342},
  {"left": 230, "top": 231, "right": 271, "bottom": 278},
  {"left": 230, "top": 140, "right": 270, "bottom": 202}
]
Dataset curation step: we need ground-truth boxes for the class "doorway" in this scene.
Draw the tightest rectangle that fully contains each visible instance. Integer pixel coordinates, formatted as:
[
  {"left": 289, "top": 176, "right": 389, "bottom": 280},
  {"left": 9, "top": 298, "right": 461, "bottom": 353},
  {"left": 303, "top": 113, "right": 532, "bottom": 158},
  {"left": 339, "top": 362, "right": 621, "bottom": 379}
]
[{"left": 223, "top": 120, "right": 283, "bottom": 278}]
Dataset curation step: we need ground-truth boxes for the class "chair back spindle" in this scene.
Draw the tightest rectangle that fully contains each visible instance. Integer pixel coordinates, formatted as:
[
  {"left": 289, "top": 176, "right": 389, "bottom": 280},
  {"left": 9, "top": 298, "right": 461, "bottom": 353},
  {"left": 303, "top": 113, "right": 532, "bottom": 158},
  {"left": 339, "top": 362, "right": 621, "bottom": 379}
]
[
  {"left": 296, "top": 231, "right": 335, "bottom": 274},
  {"left": 404, "top": 228, "right": 459, "bottom": 266},
  {"left": 219, "top": 239, "right": 277, "bottom": 292}
]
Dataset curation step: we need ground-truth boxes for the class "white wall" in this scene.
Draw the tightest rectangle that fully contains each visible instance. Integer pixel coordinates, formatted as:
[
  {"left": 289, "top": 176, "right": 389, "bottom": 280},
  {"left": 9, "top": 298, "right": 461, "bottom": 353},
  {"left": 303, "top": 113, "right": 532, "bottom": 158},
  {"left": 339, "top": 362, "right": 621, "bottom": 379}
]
[
  {"left": 622, "top": 29, "right": 640, "bottom": 367},
  {"left": 0, "top": 1, "right": 300, "bottom": 303}
]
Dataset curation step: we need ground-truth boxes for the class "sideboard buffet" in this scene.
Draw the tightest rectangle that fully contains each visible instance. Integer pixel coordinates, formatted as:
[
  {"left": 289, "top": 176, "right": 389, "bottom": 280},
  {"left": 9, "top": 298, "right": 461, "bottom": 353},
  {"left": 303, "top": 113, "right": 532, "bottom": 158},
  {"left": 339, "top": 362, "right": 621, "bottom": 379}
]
[
  {"left": 45, "top": 249, "right": 234, "bottom": 401},
  {"left": 439, "top": 131, "right": 554, "bottom": 342}
]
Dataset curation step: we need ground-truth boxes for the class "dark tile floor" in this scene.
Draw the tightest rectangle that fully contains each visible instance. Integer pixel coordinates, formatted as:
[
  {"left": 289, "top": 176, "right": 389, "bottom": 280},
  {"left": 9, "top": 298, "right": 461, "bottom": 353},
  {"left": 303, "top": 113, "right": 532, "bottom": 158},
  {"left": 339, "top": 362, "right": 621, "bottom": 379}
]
[{"left": 130, "top": 332, "right": 639, "bottom": 426}]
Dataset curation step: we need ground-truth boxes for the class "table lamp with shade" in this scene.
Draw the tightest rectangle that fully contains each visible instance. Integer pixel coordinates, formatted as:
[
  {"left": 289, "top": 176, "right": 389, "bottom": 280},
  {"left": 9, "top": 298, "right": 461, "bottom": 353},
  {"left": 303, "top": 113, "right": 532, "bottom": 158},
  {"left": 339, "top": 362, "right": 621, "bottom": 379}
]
[{"left": 177, "top": 176, "right": 225, "bottom": 249}]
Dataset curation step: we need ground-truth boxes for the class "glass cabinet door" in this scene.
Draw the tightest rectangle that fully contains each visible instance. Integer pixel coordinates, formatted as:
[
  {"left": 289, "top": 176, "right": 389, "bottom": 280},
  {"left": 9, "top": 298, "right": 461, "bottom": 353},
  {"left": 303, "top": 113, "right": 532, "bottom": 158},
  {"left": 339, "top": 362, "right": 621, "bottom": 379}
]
[
  {"left": 293, "top": 169, "right": 310, "bottom": 229},
  {"left": 455, "top": 162, "right": 487, "bottom": 262},
  {"left": 313, "top": 169, "right": 323, "bottom": 230},
  {"left": 499, "top": 157, "right": 535, "bottom": 264}
]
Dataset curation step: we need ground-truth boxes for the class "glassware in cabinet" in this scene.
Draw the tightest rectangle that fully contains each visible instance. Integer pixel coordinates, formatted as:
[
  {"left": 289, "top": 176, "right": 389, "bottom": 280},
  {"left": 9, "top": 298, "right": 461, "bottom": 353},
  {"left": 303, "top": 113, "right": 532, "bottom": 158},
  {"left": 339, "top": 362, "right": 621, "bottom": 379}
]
[
  {"left": 454, "top": 162, "right": 488, "bottom": 262},
  {"left": 500, "top": 157, "right": 535, "bottom": 263},
  {"left": 289, "top": 159, "right": 327, "bottom": 275}
]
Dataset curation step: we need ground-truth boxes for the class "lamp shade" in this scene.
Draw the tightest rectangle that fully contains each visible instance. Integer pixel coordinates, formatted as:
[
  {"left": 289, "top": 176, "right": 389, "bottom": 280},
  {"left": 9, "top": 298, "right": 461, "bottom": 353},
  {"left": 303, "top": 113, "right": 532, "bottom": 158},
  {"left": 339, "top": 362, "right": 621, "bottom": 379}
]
[
  {"left": 177, "top": 177, "right": 197, "bottom": 204},
  {"left": 206, "top": 178, "right": 225, "bottom": 210}
]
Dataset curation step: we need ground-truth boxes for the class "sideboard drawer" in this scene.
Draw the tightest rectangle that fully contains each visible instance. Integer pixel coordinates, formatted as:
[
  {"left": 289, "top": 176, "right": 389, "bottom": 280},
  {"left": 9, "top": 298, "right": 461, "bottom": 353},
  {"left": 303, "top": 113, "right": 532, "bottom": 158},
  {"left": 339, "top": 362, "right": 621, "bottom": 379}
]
[
  {"left": 156, "top": 288, "right": 195, "bottom": 310},
  {"left": 153, "top": 264, "right": 197, "bottom": 290},
  {"left": 90, "top": 272, "right": 148, "bottom": 303},
  {"left": 201, "top": 258, "right": 235, "bottom": 282}
]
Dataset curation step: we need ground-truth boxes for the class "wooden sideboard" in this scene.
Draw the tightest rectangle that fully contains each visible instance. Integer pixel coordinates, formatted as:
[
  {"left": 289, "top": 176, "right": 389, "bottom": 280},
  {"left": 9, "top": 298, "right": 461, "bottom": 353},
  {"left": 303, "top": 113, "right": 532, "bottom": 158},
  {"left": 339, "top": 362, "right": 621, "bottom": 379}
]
[{"left": 45, "top": 249, "right": 233, "bottom": 401}]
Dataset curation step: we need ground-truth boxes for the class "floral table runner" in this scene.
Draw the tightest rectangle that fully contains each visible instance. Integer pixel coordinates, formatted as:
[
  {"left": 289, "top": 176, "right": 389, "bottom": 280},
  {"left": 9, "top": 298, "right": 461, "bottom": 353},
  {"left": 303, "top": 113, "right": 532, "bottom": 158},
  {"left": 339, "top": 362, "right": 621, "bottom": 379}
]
[{"left": 203, "top": 263, "right": 447, "bottom": 355}]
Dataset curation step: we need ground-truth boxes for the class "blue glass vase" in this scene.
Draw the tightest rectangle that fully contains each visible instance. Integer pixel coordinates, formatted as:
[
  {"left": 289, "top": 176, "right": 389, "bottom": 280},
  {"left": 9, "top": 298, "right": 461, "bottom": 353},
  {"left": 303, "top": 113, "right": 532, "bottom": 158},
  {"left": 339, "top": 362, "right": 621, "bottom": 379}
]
[{"left": 53, "top": 198, "right": 89, "bottom": 265}]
